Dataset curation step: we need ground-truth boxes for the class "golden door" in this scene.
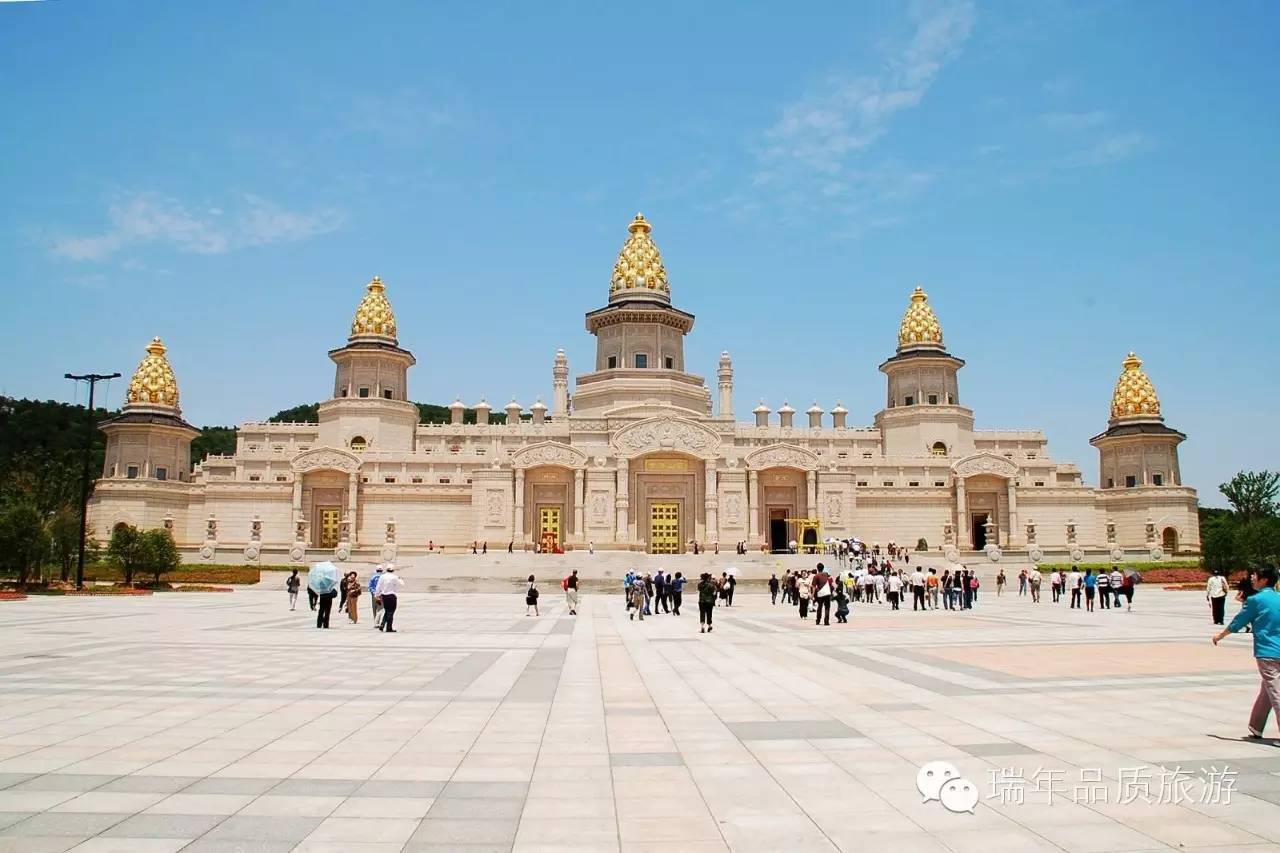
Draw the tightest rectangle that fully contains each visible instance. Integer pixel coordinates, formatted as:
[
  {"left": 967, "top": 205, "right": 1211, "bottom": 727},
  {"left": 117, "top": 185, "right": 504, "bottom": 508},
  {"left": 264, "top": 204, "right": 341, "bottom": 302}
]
[
  {"left": 318, "top": 507, "right": 341, "bottom": 548},
  {"left": 649, "top": 502, "right": 680, "bottom": 554},
  {"left": 538, "top": 507, "right": 561, "bottom": 550}
]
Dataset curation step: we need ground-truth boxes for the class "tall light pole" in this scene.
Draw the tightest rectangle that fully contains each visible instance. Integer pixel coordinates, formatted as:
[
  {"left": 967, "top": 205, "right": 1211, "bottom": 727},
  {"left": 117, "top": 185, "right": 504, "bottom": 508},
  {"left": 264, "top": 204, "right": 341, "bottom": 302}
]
[{"left": 65, "top": 372, "right": 120, "bottom": 590}]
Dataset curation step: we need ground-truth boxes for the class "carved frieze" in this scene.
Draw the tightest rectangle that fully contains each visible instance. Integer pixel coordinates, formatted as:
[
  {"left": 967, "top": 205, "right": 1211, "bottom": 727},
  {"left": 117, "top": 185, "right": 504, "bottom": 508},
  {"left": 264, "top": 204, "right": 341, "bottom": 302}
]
[
  {"left": 745, "top": 443, "right": 818, "bottom": 471},
  {"left": 292, "top": 447, "right": 362, "bottom": 475},
  {"left": 610, "top": 417, "right": 720, "bottom": 459},
  {"left": 951, "top": 453, "right": 1019, "bottom": 480},
  {"left": 511, "top": 441, "right": 588, "bottom": 470}
]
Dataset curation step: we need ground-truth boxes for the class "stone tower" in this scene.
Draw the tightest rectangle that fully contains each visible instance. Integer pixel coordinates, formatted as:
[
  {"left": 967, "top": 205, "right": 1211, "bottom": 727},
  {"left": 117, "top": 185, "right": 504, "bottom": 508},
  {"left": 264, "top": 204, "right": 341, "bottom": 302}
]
[
  {"left": 100, "top": 337, "right": 199, "bottom": 483},
  {"left": 1090, "top": 352, "right": 1185, "bottom": 491}
]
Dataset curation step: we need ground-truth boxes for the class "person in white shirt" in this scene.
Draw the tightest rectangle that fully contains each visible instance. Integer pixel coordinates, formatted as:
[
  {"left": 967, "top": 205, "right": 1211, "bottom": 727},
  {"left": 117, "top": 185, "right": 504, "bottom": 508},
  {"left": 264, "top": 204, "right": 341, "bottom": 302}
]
[
  {"left": 1110, "top": 568, "right": 1125, "bottom": 608},
  {"left": 1068, "top": 569, "right": 1083, "bottom": 609},
  {"left": 376, "top": 566, "right": 405, "bottom": 632},
  {"left": 1207, "top": 570, "right": 1230, "bottom": 625},
  {"left": 872, "top": 572, "right": 885, "bottom": 605},
  {"left": 911, "top": 569, "right": 927, "bottom": 611},
  {"left": 1050, "top": 570, "right": 1063, "bottom": 603},
  {"left": 886, "top": 573, "right": 903, "bottom": 610}
]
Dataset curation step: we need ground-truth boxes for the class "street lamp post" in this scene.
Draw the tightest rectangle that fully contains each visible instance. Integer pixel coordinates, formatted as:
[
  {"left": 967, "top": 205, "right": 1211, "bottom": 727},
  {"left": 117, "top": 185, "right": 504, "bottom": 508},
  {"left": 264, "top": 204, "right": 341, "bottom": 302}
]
[{"left": 64, "top": 372, "right": 120, "bottom": 590}]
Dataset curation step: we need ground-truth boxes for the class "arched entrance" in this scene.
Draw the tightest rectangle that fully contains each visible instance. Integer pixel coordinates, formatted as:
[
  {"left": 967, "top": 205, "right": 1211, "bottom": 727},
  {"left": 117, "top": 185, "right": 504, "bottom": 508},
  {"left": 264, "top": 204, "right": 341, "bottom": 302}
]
[
  {"left": 758, "top": 467, "right": 808, "bottom": 552},
  {"left": 1162, "top": 527, "right": 1178, "bottom": 553},
  {"left": 523, "top": 466, "right": 574, "bottom": 552},
  {"left": 631, "top": 452, "right": 703, "bottom": 554}
]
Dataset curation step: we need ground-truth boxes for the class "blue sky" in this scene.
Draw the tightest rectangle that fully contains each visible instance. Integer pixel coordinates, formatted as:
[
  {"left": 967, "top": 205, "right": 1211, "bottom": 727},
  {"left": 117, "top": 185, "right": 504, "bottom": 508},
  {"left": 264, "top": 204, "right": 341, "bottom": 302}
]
[{"left": 2, "top": 0, "right": 1277, "bottom": 506}]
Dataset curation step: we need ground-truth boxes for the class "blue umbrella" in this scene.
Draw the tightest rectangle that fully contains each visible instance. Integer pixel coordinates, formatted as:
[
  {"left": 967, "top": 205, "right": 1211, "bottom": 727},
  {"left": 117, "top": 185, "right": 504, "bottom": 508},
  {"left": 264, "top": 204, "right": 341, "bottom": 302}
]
[{"left": 308, "top": 561, "right": 339, "bottom": 594}]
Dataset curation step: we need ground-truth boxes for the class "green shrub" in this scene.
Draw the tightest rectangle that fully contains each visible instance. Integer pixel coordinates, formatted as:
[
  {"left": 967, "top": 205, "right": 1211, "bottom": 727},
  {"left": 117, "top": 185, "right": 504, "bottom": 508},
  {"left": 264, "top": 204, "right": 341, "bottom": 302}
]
[{"left": 915, "top": 538, "right": 928, "bottom": 552}]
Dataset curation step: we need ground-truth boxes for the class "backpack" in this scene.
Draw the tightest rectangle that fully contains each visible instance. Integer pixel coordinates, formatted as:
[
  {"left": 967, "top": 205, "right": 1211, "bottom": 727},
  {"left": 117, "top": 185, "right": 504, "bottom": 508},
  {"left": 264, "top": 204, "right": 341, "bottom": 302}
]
[{"left": 528, "top": 585, "right": 539, "bottom": 600}]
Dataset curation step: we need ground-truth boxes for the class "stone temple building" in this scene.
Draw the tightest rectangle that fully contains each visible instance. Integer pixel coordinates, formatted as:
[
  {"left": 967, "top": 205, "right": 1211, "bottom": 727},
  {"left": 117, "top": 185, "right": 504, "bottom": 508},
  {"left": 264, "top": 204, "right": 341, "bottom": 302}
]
[{"left": 87, "top": 214, "right": 1200, "bottom": 563}]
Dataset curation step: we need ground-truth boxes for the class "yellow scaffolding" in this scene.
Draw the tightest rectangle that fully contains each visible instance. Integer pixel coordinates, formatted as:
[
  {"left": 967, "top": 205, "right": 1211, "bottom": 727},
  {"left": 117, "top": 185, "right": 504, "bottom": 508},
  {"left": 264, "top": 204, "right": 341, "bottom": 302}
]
[{"left": 786, "top": 518, "right": 822, "bottom": 554}]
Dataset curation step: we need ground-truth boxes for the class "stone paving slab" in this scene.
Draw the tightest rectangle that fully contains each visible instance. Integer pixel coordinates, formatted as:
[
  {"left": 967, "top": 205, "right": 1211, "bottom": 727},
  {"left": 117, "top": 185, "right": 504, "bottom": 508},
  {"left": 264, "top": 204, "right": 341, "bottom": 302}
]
[{"left": 0, "top": 586, "right": 1278, "bottom": 852}]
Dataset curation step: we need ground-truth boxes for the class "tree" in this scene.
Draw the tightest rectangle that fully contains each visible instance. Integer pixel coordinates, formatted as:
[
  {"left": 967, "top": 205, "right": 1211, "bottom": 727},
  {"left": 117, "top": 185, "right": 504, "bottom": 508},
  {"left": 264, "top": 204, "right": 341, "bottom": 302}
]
[
  {"left": 269, "top": 403, "right": 320, "bottom": 423},
  {"left": 191, "top": 426, "right": 237, "bottom": 465},
  {"left": 106, "top": 524, "right": 145, "bottom": 586},
  {"left": 1219, "top": 470, "right": 1280, "bottom": 522},
  {"left": 0, "top": 500, "right": 50, "bottom": 587},
  {"left": 48, "top": 505, "right": 81, "bottom": 582},
  {"left": 140, "top": 528, "right": 181, "bottom": 584}
]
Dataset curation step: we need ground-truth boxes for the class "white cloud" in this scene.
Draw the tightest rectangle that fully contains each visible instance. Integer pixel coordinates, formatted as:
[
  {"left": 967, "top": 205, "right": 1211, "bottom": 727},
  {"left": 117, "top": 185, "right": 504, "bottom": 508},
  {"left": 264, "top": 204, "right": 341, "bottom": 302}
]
[
  {"left": 1067, "top": 131, "right": 1150, "bottom": 167},
  {"left": 746, "top": 1, "right": 974, "bottom": 234},
  {"left": 758, "top": 1, "right": 975, "bottom": 178},
  {"left": 1040, "top": 110, "right": 1108, "bottom": 131},
  {"left": 52, "top": 192, "right": 344, "bottom": 261}
]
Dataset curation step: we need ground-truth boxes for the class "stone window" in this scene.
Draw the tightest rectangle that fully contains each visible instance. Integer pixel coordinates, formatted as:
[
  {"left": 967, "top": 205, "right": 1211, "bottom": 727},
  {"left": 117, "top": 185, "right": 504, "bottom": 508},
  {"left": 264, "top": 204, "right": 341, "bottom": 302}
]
[
  {"left": 411, "top": 476, "right": 423, "bottom": 484},
  {"left": 607, "top": 355, "right": 618, "bottom": 369},
  {"left": 273, "top": 445, "right": 283, "bottom": 453},
  {"left": 155, "top": 467, "right": 167, "bottom": 481},
  {"left": 1125, "top": 475, "right": 1137, "bottom": 488},
  {"left": 340, "top": 389, "right": 348, "bottom": 397},
  {"left": 439, "top": 477, "right": 451, "bottom": 484},
  {"left": 276, "top": 475, "right": 288, "bottom": 483},
  {"left": 383, "top": 389, "right": 393, "bottom": 400},
  {"left": 930, "top": 441, "right": 947, "bottom": 457},
  {"left": 249, "top": 474, "right": 261, "bottom": 482},
  {"left": 358, "top": 387, "right": 370, "bottom": 398},
  {"left": 909, "top": 480, "right": 920, "bottom": 487},
  {"left": 904, "top": 395, "right": 914, "bottom": 406},
  {"left": 838, "top": 452, "right": 848, "bottom": 459},
  {"left": 1034, "top": 480, "right": 1045, "bottom": 487},
  {"left": 862, "top": 452, "right": 873, "bottom": 459},
  {"left": 350, "top": 436, "right": 367, "bottom": 452},
  {"left": 1152, "top": 473, "right": 1164, "bottom": 486},
  {"left": 361, "top": 476, "right": 369, "bottom": 483},
  {"left": 882, "top": 480, "right": 894, "bottom": 487},
  {"left": 1027, "top": 452, "right": 1037, "bottom": 459},
  {"left": 634, "top": 353, "right": 648, "bottom": 368},
  {"left": 384, "top": 476, "right": 396, "bottom": 484},
  {"left": 947, "top": 394, "right": 955, "bottom": 404},
  {"left": 927, "top": 393, "right": 938, "bottom": 405},
  {"left": 476, "top": 448, "right": 486, "bottom": 455},
  {"left": 126, "top": 465, "right": 139, "bottom": 479},
  {"left": 934, "top": 480, "right": 945, "bottom": 487},
  {"left": 664, "top": 356, "right": 674, "bottom": 369},
  {"left": 857, "top": 481, "right": 868, "bottom": 487},
  {"left": 1106, "top": 478, "right": 1115, "bottom": 489}
]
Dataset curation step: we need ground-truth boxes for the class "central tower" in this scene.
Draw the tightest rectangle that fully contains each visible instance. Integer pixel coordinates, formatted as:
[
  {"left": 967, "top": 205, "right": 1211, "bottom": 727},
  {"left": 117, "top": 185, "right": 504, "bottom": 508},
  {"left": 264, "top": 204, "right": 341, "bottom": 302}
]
[{"left": 572, "top": 214, "right": 711, "bottom": 418}]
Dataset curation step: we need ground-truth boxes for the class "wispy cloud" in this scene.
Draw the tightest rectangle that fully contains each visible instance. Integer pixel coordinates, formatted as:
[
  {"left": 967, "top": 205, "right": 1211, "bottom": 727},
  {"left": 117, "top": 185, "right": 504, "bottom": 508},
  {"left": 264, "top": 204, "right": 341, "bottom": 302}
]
[
  {"left": 758, "top": 1, "right": 975, "bottom": 178},
  {"left": 1067, "top": 131, "right": 1150, "bottom": 167},
  {"left": 743, "top": 0, "right": 975, "bottom": 234},
  {"left": 52, "top": 192, "right": 344, "bottom": 261},
  {"left": 1040, "top": 110, "right": 1108, "bottom": 131}
]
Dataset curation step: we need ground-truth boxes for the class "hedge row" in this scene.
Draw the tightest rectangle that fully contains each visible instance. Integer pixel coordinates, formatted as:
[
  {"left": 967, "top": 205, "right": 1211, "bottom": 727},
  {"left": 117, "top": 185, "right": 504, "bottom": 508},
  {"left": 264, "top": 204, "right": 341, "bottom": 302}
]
[
  {"left": 80, "top": 563, "right": 263, "bottom": 585},
  {"left": 1034, "top": 560, "right": 1200, "bottom": 573}
]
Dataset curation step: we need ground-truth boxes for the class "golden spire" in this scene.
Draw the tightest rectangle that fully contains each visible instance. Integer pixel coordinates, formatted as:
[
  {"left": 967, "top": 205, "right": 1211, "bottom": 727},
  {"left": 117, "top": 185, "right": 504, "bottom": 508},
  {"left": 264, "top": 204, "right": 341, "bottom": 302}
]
[
  {"left": 125, "top": 337, "right": 180, "bottom": 410},
  {"left": 1110, "top": 351, "right": 1162, "bottom": 420},
  {"left": 610, "top": 213, "right": 670, "bottom": 302},
  {"left": 350, "top": 275, "right": 398, "bottom": 341},
  {"left": 897, "top": 286, "right": 943, "bottom": 349}
]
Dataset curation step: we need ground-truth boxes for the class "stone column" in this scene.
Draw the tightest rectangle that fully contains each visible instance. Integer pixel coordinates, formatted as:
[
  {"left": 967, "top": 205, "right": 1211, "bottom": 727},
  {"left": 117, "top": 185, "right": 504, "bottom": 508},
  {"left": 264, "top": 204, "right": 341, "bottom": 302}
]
[
  {"left": 615, "top": 458, "right": 629, "bottom": 544},
  {"left": 573, "top": 468, "right": 585, "bottom": 544},
  {"left": 513, "top": 469, "right": 525, "bottom": 545},
  {"left": 347, "top": 472, "right": 359, "bottom": 543},
  {"left": 292, "top": 478, "right": 303, "bottom": 514},
  {"left": 956, "top": 477, "right": 969, "bottom": 548},
  {"left": 704, "top": 460, "right": 719, "bottom": 547},
  {"left": 1006, "top": 479, "right": 1019, "bottom": 548},
  {"left": 747, "top": 469, "right": 760, "bottom": 543},
  {"left": 806, "top": 470, "right": 818, "bottom": 519}
]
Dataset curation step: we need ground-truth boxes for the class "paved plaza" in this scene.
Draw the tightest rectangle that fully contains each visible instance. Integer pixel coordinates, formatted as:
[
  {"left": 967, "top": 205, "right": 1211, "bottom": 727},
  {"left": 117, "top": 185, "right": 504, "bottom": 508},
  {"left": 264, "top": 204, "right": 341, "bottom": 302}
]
[{"left": 0, "top": 582, "right": 1278, "bottom": 853}]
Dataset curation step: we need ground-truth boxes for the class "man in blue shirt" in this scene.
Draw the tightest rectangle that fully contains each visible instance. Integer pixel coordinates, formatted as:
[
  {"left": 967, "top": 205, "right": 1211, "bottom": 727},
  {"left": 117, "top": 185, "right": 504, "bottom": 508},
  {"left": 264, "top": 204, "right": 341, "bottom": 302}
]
[
  {"left": 369, "top": 566, "right": 384, "bottom": 627},
  {"left": 1213, "top": 566, "right": 1280, "bottom": 738}
]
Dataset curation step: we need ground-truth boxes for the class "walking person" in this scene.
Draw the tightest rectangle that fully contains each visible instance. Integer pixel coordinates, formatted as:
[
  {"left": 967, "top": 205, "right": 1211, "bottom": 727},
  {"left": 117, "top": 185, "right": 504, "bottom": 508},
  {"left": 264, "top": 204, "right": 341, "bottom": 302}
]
[
  {"left": 797, "top": 572, "right": 811, "bottom": 619},
  {"left": 286, "top": 570, "right": 301, "bottom": 610},
  {"left": 338, "top": 572, "right": 352, "bottom": 612},
  {"left": 628, "top": 577, "right": 646, "bottom": 621},
  {"left": 1084, "top": 569, "right": 1097, "bottom": 612},
  {"left": 1018, "top": 569, "right": 1028, "bottom": 596},
  {"left": 1207, "top": 569, "right": 1229, "bottom": 625},
  {"left": 1029, "top": 569, "right": 1042, "bottom": 603},
  {"left": 525, "top": 574, "right": 540, "bottom": 616},
  {"left": 911, "top": 567, "right": 926, "bottom": 611},
  {"left": 769, "top": 573, "right": 780, "bottom": 605},
  {"left": 1110, "top": 567, "right": 1125, "bottom": 608},
  {"left": 346, "top": 573, "right": 361, "bottom": 623},
  {"left": 926, "top": 568, "right": 940, "bottom": 609},
  {"left": 887, "top": 571, "right": 902, "bottom": 611},
  {"left": 376, "top": 566, "right": 403, "bottom": 632},
  {"left": 813, "top": 564, "right": 833, "bottom": 626},
  {"left": 1097, "top": 567, "right": 1111, "bottom": 609},
  {"left": 996, "top": 569, "right": 1006, "bottom": 597},
  {"left": 654, "top": 570, "right": 668, "bottom": 614},
  {"left": 307, "top": 584, "right": 318, "bottom": 611},
  {"left": 316, "top": 586, "right": 337, "bottom": 629},
  {"left": 1069, "top": 568, "right": 1083, "bottom": 609},
  {"left": 835, "top": 575, "right": 850, "bottom": 623},
  {"left": 780, "top": 570, "right": 792, "bottom": 604},
  {"left": 563, "top": 569, "right": 579, "bottom": 616},
  {"left": 726, "top": 573, "right": 737, "bottom": 607},
  {"left": 941, "top": 569, "right": 953, "bottom": 610},
  {"left": 370, "top": 566, "right": 384, "bottom": 626},
  {"left": 962, "top": 571, "right": 974, "bottom": 610},
  {"left": 1050, "top": 570, "right": 1062, "bottom": 603},
  {"left": 1121, "top": 571, "right": 1136, "bottom": 611},
  {"left": 1212, "top": 565, "right": 1280, "bottom": 739},
  {"left": 671, "top": 571, "right": 685, "bottom": 615},
  {"left": 697, "top": 572, "right": 716, "bottom": 633}
]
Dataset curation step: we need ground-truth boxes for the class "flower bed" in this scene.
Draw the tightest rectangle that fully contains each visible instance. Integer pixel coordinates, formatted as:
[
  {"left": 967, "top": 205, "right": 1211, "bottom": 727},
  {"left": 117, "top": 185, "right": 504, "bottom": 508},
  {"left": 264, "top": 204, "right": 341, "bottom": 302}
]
[
  {"left": 169, "top": 585, "right": 234, "bottom": 593},
  {"left": 0, "top": 591, "right": 28, "bottom": 601}
]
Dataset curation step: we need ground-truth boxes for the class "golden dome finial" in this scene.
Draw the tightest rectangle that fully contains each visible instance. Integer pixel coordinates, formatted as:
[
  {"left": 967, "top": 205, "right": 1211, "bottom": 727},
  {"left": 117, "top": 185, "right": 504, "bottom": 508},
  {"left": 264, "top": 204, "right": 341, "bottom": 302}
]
[
  {"left": 610, "top": 212, "right": 669, "bottom": 303},
  {"left": 1110, "top": 351, "right": 1161, "bottom": 420},
  {"left": 897, "top": 285, "right": 943, "bottom": 349},
  {"left": 350, "top": 275, "right": 398, "bottom": 341},
  {"left": 126, "top": 336, "right": 180, "bottom": 410}
]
